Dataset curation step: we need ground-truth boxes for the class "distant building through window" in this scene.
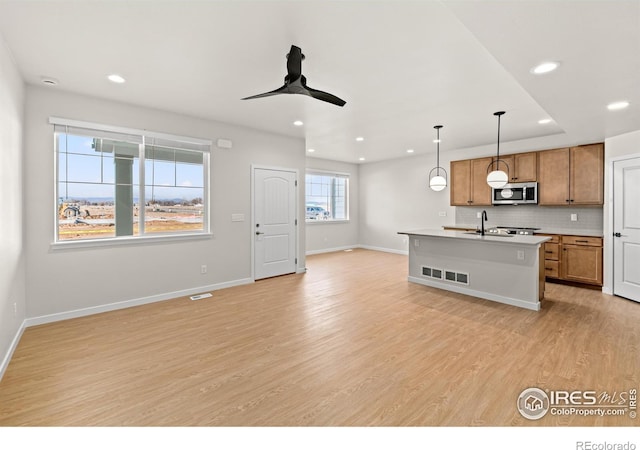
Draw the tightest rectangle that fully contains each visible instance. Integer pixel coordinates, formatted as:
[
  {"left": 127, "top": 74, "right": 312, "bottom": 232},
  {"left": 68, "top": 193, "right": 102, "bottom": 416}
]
[
  {"left": 53, "top": 119, "right": 210, "bottom": 243},
  {"left": 305, "top": 171, "right": 349, "bottom": 222}
]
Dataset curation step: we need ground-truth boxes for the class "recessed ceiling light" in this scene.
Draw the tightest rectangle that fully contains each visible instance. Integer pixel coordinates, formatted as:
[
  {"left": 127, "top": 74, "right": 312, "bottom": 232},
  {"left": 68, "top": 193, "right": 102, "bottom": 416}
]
[
  {"left": 41, "top": 76, "right": 59, "bottom": 86},
  {"left": 293, "top": 120, "right": 304, "bottom": 126},
  {"left": 406, "top": 149, "right": 414, "bottom": 153},
  {"left": 359, "top": 157, "right": 365, "bottom": 161},
  {"left": 531, "top": 62, "right": 560, "bottom": 74},
  {"left": 607, "top": 101, "right": 630, "bottom": 111},
  {"left": 107, "top": 74, "right": 126, "bottom": 84},
  {"left": 538, "top": 118, "right": 552, "bottom": 124},
  {"left": 355, "top": 137, "right": 364, "bottom": 142},
  {"left": 307, "top": 148, "right": 315, "bottom": 153}
]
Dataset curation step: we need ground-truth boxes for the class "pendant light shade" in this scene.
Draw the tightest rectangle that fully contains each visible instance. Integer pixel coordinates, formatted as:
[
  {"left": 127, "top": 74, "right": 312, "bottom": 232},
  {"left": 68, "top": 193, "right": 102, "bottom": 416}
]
[
  {"left": 429, "top": 125, "right": 447, "bottom": 192},
  {"left": 487, "top": 169, "right": 509, "bottom": 188},
  {"left": 487, "top": 111, "right": 509, "bottom": 188}
]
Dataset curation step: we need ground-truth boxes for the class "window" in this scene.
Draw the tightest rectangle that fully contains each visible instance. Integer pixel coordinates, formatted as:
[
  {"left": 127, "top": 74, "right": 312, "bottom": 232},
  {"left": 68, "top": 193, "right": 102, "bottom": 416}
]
[
  {"left": 53, "top": 118, "right": 210, "bottom": 243},
  {"left": 305, "top": 171, "right": 349, "bottom": 222}
]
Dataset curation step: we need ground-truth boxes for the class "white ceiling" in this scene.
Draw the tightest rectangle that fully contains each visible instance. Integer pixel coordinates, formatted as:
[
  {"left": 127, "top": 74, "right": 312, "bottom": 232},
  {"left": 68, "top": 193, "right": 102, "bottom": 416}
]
[{"left": 0, "top": 0, "right": 638, "bottom": 163}]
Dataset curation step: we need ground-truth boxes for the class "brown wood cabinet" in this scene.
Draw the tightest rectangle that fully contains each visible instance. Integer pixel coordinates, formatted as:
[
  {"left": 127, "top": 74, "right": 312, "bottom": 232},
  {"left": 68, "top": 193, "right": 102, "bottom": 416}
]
[
  {"left": 450, "top": 157, "right": 492, "bottom": 206},
  {"left": 538, "top": 144, "right": 603, "bottom": 206},
  {"left": 561, "top": 235, "right": 603, "bottom": 286},
  {"left": 570, "top": 144, "right": 604, "bottom": 205},
  {"left": 541, "top": 234, "right": 603, "bottom": 286},
  {"left": 542, "top": 234, "right": 561, "bottom": 279},
  {"left": 501, "top": 152, "right": 537, "bottom": 183}
]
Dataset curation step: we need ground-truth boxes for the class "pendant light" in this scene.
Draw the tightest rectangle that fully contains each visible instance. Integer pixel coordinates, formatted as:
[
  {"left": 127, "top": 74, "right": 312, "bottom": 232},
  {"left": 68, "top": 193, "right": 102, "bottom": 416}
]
[
  {"left": 486, "top": 111, "right": 509, "bottom": 188},
  {"left": 429, "top": 125, "right": 447, "bottom": 191}
]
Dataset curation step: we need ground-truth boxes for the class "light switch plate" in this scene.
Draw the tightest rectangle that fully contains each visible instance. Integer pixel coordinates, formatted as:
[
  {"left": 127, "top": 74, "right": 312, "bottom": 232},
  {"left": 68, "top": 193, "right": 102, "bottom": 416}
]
[
  {"left": 231, "top": 213, "right": 245, "bottom": 222},
  {"left": 571, "top": 214, "right": 578, "bottom": 222}
]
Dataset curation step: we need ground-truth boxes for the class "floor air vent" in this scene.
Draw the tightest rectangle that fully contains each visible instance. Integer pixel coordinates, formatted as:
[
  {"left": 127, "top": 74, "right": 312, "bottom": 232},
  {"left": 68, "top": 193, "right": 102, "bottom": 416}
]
[{"left": 422, "top": 266, "right": 469, "bottom": 285}]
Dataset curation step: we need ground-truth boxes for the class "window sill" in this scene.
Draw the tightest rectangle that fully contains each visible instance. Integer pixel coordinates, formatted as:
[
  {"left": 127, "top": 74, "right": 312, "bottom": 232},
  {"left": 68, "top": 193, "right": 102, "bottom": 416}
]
[
  {"left": 50, "top": 232, "right": 213, "bottom": 251},
  {"left": 305, "top": 220, "right": 350, "bottom": 225}
]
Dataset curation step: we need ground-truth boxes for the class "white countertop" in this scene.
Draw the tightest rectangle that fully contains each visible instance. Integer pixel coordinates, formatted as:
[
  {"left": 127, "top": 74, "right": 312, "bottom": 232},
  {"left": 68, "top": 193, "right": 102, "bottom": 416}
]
[
  {"left": 447, "top": 224, "right": 603, "bottom": 238},
  {"left": 399, "top": 229, "right": 551, "bottom": 245}
]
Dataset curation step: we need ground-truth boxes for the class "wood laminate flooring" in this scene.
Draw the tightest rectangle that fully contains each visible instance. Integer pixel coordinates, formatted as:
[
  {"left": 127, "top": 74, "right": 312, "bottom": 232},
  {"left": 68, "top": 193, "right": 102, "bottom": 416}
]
[{"left": 0, "top": 249, "right": 638, "bottom": 426}]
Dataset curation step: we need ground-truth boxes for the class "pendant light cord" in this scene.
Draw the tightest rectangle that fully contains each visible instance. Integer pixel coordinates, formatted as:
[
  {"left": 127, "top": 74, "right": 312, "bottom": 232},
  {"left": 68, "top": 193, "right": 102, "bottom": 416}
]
[
  {"left": 436, "top": 127, "right": 440, "bottom": 176},
  {"left": 493, "top": 111, "right": 505, "bottom": 168},
  {"left": 496, "top": 114, "right": 500, "bottom": 163}
]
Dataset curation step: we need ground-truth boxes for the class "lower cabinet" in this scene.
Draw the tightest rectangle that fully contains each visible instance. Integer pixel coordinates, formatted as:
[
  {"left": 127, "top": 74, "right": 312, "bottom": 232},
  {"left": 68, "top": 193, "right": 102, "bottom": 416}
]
[
  {"left": 543, "top": 235, "right": 561, "bottom": 279},
  {"left": 542, "top": 234, "right": 603, "bottom": 286}
]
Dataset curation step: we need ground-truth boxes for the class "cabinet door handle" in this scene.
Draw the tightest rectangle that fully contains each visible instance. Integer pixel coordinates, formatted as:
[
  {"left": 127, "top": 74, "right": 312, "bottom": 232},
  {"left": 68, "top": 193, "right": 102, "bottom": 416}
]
[
  {"left": 545, "top": 250, "right": 553, "bottom": 253},
  {"left": 545, "top": 268, "right": 553, "bottom": 271},
  {"left": 575, "top": 240, "right": 589, "bottom": 243},
  {"left": 565, "top": 199, "right": 570, "bottom": 203}
]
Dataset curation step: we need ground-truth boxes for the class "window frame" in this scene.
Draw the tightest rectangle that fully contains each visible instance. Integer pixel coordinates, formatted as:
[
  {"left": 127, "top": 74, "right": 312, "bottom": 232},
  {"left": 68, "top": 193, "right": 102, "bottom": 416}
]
[
  {"left": 305, "top": 169, "right": 350, "bottom": 224},
  {"left": 51, "top": 117, "right": 212, "bottom": 248}
]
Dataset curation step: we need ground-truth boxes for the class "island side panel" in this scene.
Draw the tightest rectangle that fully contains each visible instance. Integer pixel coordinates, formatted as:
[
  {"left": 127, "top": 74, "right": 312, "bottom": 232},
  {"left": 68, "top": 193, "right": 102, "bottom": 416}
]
[{"left": 407, "top": 235, "right": 542, "bottom": 310}]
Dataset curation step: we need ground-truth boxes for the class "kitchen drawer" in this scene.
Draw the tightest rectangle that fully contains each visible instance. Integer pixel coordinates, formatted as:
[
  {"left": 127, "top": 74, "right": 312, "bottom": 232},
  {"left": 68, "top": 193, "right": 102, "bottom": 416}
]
[
  {"left": 545, "top": 260, "right": 560, "bottom": 278},
  {"left": 544, "top": 243, "right": 560, "bottom": 260},
  {"left": 563, "top": 235, "right": 602, "bottom": 247},
  {"left": 539, "top": 234, "right": 560, "bottom": 244}
]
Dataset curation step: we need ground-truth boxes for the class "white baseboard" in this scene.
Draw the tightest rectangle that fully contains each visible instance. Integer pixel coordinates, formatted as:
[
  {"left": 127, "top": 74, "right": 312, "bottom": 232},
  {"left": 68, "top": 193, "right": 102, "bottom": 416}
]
[
  {"left": 408, "top": 276, "right": 540, "bottom": 311},
  {"left": 357, "top": 244, "right": 408, "bottom": 256},
  {"left": 0, "top": 319, "right": 26, "bottom": 382},
  {"left": 24, "top": 278, "right": 254, "bottom": 327},
  {"left": 305, "top": 245, "right": 357, "bottom": 256}
]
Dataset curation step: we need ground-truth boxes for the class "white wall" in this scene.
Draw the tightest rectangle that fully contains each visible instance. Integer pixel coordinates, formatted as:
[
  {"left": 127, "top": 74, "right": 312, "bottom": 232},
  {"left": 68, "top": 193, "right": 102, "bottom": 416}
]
[
  {"left": 24, "top": 86, "right": 305, "bottom": 320},
  {"left": 358, "top": 144, "right": 504, "bottom": 254},
  {"left": 603, "top": 129, "right": 640, "bottom": 294},
  {"left": 305, "top": 157, "right": 359, "bottom": 254},
  {"left": 0, "top": 34, "right": 26, "bottom": 378}
]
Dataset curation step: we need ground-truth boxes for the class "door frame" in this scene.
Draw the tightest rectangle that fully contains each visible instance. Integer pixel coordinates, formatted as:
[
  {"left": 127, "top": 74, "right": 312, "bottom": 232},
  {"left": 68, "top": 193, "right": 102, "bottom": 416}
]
[
  {"left": 251, "top": 164, "right": 300, "bottom": 281},
  {"left": 604, "top": 152, "right": 640, "bottom": 295}
]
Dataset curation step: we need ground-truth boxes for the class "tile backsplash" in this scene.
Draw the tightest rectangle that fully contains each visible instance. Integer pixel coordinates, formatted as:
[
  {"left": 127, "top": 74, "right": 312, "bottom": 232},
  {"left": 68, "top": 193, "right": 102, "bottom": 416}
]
[{"left": 455, "top": 205, "right": 603, "bottom": 232}]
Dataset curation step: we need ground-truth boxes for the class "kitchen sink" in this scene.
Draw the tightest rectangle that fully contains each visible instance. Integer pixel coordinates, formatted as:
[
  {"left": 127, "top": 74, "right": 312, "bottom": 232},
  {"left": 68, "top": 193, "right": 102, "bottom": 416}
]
[{"left": 463, "top": 232, "right": 514, "bottom": 238}]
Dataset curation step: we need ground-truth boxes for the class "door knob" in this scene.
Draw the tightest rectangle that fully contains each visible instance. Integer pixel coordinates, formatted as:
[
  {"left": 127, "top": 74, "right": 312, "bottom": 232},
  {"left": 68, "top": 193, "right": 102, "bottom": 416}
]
[
  {"left": 256, "top": 231, "right": 264, "bottom": 235},
  {"left": 613, "top": 232, "right": 627, "bottom": 237}
]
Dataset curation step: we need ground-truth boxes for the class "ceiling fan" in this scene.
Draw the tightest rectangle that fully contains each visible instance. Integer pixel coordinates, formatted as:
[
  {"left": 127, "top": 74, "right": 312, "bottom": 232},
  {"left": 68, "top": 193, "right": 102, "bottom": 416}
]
[{"left": 242, "top": 45, "right": 346, "bottom": 107}]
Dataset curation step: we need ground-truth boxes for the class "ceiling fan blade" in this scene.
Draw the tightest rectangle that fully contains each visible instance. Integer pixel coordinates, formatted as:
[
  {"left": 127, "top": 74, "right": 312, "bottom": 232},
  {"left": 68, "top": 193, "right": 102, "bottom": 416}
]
[
  {"left": 304, "top": 85, "right": 346, "bottom": 107},
  {"left": 241, "top": 85, "right": 288, "bottom": 100},
  {"left": 286, "top": 45, "right": 303, "bottom": 80},
  {"left": 242, "top": 44, "right": 346, "bottom": 107}
]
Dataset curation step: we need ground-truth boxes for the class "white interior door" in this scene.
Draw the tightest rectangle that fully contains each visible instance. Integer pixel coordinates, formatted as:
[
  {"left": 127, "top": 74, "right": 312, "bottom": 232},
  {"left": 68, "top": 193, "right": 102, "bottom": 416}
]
[
  {"left": 253, "top": 168, "right": 297, "bottom": 280},
  {"left": 613, "top": 157, "right": 640, "bottom": 302}
]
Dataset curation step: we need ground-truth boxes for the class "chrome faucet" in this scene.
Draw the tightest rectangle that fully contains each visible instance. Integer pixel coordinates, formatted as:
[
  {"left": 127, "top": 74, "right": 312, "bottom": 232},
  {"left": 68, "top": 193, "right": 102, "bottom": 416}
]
[{"left": 480, "top": 210, "right": 488, "bottom": 236}]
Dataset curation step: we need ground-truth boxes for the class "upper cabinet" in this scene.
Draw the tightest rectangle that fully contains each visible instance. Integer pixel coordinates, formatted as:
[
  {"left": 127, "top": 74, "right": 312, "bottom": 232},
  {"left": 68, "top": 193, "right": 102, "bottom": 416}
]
[
  {"left": 450, "top": 157, "right": 492, "bottom": 206},
  {"left": 450, "top": 143, "right": 603, "bottom": 207},
  {"left": 501, "top": 152, "right": 537, "bottom": 183},
  {"left": 538, "top": 143, "right": 603, "bottom": 206}
]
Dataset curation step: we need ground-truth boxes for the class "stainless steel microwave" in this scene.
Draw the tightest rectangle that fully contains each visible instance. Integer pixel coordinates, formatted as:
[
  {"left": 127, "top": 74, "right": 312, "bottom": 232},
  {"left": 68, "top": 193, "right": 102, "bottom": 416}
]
[{"left": 492, "top": 182, "right": 538, "bottom": 205}]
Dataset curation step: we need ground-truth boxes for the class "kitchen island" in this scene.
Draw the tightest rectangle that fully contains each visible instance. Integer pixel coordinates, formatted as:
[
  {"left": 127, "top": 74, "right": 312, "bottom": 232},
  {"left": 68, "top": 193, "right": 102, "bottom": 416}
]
[{"left": 398, "top": 229, "right": 551, "bottom": 311}]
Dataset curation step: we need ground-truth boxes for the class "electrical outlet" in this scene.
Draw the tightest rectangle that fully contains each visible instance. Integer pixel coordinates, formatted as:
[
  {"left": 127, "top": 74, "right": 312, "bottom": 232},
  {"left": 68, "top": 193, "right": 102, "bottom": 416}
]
[
  {"left": 201, "top": 265, "right": 207, "bottom": 274},
  {"left": 476, "top": 212, "right": 482, "bottom": 219},
  {"left": 517, "top": 250, "right": 525, "bottom": 260},
  {"left": 414, "top": 239, "right": 420, "bottom": 248},
  {"left": 571, "top": 214, "right": 578, "bottom": 222},
  {"left": 13, "top": 302, "right": 17, "bottom": 317},
  {"left": 439, "top": 211, "right": 447, "bottom": 217}
]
